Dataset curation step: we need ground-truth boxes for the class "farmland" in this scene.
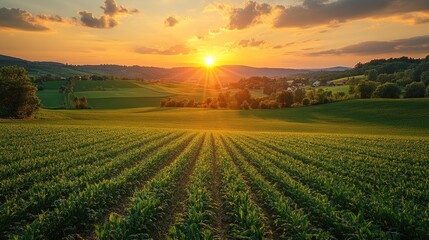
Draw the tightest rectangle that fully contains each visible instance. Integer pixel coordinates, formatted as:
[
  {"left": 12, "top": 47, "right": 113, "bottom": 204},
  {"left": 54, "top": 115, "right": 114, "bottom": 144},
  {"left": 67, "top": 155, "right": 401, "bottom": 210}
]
[
  {"left": 37, "top": 80, "right": 266, "bottom": 109},
  {"left": 1, "top": 99, "right": 429, "bottom": 239}
]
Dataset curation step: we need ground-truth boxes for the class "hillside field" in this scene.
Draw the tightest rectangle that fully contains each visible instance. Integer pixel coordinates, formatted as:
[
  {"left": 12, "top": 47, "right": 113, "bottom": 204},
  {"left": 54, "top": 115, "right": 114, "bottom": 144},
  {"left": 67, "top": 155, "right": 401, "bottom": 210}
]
[
  {"left": 37, "top": 80, "right": 265, "bottom": 109},
  {"left": 1, "top": 99, "right": 428, "bottom": 239}
]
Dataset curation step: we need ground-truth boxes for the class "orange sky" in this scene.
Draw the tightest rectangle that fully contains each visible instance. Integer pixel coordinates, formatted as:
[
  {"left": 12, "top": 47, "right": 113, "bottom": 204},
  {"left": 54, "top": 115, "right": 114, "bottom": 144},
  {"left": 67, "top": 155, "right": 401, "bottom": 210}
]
[{"left": 1, "top": 0, "right": 429, "bottom": 68}]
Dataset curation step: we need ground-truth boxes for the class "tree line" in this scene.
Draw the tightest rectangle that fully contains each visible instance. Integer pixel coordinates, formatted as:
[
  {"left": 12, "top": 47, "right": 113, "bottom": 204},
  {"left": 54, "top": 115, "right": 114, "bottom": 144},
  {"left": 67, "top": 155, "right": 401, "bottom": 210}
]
[{"left": 161, "top": 88, "right": 350, "bottom": 110}]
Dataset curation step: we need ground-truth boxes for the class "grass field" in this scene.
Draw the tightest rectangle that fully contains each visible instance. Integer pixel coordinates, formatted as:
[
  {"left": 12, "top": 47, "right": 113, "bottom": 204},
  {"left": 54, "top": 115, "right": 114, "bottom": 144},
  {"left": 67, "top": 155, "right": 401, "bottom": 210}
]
[
  {"left": 1, "top": 99, "right": 428, "bottom": 239},
  {"left": 37, "top": 80, "right": 266, "bottom": 109}
]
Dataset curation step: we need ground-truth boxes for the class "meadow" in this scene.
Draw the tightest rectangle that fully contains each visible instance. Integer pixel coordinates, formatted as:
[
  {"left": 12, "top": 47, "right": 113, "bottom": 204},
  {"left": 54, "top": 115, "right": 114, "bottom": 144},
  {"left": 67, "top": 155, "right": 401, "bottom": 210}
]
[
  {"left": 1, "top": 98, "right": 429, "bottom": 239},
  {"left": 37, "top": 80, "right": 266, "bottom": 109}
]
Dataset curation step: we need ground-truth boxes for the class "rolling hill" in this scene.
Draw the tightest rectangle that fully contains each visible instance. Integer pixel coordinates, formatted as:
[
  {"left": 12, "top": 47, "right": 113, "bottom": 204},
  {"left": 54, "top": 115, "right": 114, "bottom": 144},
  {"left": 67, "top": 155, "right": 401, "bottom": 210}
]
[{"left": 0, "top": 54, "right": 350, "bottom": 82}]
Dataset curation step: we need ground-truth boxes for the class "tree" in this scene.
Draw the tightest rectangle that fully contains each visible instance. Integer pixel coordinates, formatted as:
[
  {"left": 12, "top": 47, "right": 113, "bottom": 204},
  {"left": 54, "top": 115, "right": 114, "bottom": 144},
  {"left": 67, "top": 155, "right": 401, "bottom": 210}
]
[
  {"left": 234, "top": 89, "right": 251, "bottom": 106},
  {"left": 294, "top": 88, "right": 306, "bottom": 103},
  {"left": 376, "top": 73, "right": 392, "bottom": 84},
  {"left": 421, "top": 71, "right": 429, "bottom": 86},
  {"left": 277, "top": 90, "right": 294, "bottom": 107},
  {"left": 372, "top": 83, "right": 401, "bottom": 98},
  {"left": 404, "top": 82, "right": 425, "bottom": 98},
  {"left": 0, "top": 66, "right": 40, "bottom": 118},
  {"left": 73, "top": 97, "right": 80, "bottom": 109},
  {"left": 365, "top": 69, "right": 378, "bottom": 81},
  {"left": 356, "top": 81, "right": 378, "bottom": 99},
  {"left": 426, "top": 85, "right": 429, "bottom": 97},
  {"left": 79, "top": 96, "right": 88, "bottom": 109}
]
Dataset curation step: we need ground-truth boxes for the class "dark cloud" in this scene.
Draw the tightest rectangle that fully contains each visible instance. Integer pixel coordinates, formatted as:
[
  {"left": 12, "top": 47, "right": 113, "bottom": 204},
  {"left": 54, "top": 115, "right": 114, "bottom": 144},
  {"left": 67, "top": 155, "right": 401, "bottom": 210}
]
[
  {"left": 135, "top": 44, "right": 192, "bottom": 55},
  {"left": 101, "top": 0, "right": 138, "bottom": 16},
  {"left": 237, "top": 38, "right": 266, "bottom": 47},
  {"left": 79, "top": 11, "right": 118, "bottom": 29},
  {"left": 79, "top": 0, "right": 138, "bottom": 29},
  {"left": 164, "top": 16, "right": 179, "bottom": 27},
  {"left": 220, "top": 1, "right": 272, "bottom": 30},
  {"left": 309, "top": 35, "right": 429, "bottom": 55},
  {"left": 37, "top": 14, "right": 65, "bottom": 23},
  {"left": 274, "top": 0, "right": 429, "bottom": 28},
  {"left": 0, "top": 7, "right": 49, "bottom": 31}
]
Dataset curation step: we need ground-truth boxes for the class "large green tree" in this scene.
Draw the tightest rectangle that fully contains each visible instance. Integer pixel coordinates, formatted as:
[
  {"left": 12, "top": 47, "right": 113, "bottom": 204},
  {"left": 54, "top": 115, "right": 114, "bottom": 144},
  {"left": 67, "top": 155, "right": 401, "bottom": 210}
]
[
  {"left": 0, "top": 66, "right": 40, "bottom": 118},
  {"left": 356, "top": 80, "right": 378, "bottom": 99},
  {"left": 372, "top": 83, "right": 401, "bottom": 98}
]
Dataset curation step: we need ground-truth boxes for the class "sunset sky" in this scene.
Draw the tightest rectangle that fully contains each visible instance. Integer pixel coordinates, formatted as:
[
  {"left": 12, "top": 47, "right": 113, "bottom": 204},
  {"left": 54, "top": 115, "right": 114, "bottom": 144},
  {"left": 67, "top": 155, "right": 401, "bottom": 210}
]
[{"left": 1, "top": 0, "right": 428, "bottom": 68}]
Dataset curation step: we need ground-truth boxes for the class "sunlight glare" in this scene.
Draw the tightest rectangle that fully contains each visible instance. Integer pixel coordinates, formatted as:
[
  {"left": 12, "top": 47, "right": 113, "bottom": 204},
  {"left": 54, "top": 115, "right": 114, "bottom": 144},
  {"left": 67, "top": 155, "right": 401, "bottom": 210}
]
[{"left": 205, "top": 56, "right": 215, "bottom": 67}]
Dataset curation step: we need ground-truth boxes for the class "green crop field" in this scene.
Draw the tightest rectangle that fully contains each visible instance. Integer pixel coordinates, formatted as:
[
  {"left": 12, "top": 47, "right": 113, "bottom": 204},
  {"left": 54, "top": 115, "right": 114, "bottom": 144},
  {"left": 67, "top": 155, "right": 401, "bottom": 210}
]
[{"left": 1, "top": 99, "right": 428, "bottom": 239}]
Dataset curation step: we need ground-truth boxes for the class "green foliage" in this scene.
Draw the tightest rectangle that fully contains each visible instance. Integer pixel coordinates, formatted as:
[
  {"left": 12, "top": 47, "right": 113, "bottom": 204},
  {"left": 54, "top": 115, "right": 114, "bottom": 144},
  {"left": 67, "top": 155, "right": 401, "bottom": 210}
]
[
  {"left": 356, "top": 81, "right": 378, "bottom": 99},
  {"left": 234, "top": 89, "right": 251, "bottom": 106},
  {"left": 421, "top": 71, "right": 429, "bottom": 86},
  {"left": 404, "top": 82, "right": 426, "bottom": 98},
  {"left": 302, "top": 97, "right": 310, "bottom": 106},
  {"left": 372, "top": 83, "right": 401, "bottom": 98},
  {"left": 365, "top": 69, "right": 378, "bottom": 81},
  {"left": 277, "top": 90, "right": 294, "bottom": 107},
  {"left": 0, "top": 66, "right": 40, "bottom": 118},
  {"left": 294, "top": 88, "right": 306, "bottom": 103},
  {"left": 426, "top": 85, "right": 429, "bottom": 97}
]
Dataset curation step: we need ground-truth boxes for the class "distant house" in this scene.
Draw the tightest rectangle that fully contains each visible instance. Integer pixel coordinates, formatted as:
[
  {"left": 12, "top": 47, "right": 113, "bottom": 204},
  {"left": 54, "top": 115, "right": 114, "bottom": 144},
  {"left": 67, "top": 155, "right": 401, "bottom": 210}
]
[
  {"left": 287, "top": 86, "right": 298, "bottom": 92},
  {"left": 312, "top": 81, "right": 321, "bottom": 87}
]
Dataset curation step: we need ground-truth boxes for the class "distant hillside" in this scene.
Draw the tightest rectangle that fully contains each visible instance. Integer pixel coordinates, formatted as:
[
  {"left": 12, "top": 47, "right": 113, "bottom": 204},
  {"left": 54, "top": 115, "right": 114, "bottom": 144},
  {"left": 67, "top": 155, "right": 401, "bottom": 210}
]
[{"left": 0, "top": 54, "right": 350, "bottom": 82}]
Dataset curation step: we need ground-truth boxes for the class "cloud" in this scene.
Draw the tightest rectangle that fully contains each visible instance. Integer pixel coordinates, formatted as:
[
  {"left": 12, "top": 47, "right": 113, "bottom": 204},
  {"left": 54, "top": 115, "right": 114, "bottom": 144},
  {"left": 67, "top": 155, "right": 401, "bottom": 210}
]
[
  {"left": 220, "top": 1, "right": 272, "bottom": 30},
  {"left": 135, "top": 44, "right": 192, "bottom": 55},
  {"left": 274, "top": 0, "right": 429, "bottom": 28},
  {"left": 79, "top": 0, "right": 138, "bottom": 29},
  {"left": 0, "top": 7, "right": 49, "bottom": 31},
  {"left": 101, "top": 0, "right": 138, "bottom": 16},
  {"left": 79, "top": 11, "right": 118, "bottom": 29},
  {"left": 309, "top": 35, "right": 429, "bottom": 55},
  {"left": 237, "top": 38, "right": 266, "bottom": 47},
  {"left": 36, "top": 14, "right": 65, "bottom": 23},
  {"left": 164, "top": 16, "right": 179, "bottom": 27},
  {"left": 400, "top": 12, "right": 429, "bottom": 24}
]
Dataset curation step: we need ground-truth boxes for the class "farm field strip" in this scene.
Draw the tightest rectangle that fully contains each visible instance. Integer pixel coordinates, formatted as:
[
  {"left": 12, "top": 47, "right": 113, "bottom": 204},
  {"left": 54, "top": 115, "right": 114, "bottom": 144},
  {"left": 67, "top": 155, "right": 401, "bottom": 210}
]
[
  {"left": 300, "top": 135, "right": 429, "bottom": 164},
  {"left": 13, "top": 132, "right": 196, "bottom": 239},
  {"left": 0, "top": 128, "right": 116, "bottom": 165},
  {"left": 0, "top": 131, "right": 124, "bottom": 179},
  {"left": 240, "top": 135, "right": 428, "bottom": 238},
  {"left": 227, "top": 135, "right": 388, "bottom": 239},
  {"left": 221, "top": 135, "right": 328, "bottom": 239},
  {"left": 0, "top": 131, "right": 181, "bottom": 236},
  {"left": 1, "top": 127, "right": 428, "bottom": 239},
  {"left": 214, "top": 135, "right": 266, "bottom": 239},
  {"left": 0, "top": 130, "right": 153, "bottom": 201},
  {"left": 96, "top": 133, "right": 204, "bottom": 239},
  {"left": 168, "top": 133, "right": 217, "bottom": 239},
  {"left": 255, "top": 134, "right": 429, "bottom": 206}
]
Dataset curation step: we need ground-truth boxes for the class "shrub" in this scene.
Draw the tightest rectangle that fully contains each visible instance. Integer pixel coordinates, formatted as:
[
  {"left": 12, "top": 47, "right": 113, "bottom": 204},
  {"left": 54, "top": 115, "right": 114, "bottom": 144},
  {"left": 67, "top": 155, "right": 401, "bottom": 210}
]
[
  {"left": 302, "top": 98, "right": 311, "bottom": 106},
  {"left": 0, "top": 66, "right": 40, "bottom": 118},
  {"left": 404, "top": 82, "right": 425, "bottom": 98},
  {"left": 372, "top": 83, "right": 401, "bottom": 98},
  {"left": 240, "top": 100, "right": 250, "bottom": 110}
]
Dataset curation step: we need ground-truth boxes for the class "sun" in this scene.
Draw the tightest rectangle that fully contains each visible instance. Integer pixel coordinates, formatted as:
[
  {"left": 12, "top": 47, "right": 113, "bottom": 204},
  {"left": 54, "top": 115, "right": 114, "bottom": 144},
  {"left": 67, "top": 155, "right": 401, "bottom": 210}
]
[{"left": 204, "top": 56, "right": 215, "bottom": 67}]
